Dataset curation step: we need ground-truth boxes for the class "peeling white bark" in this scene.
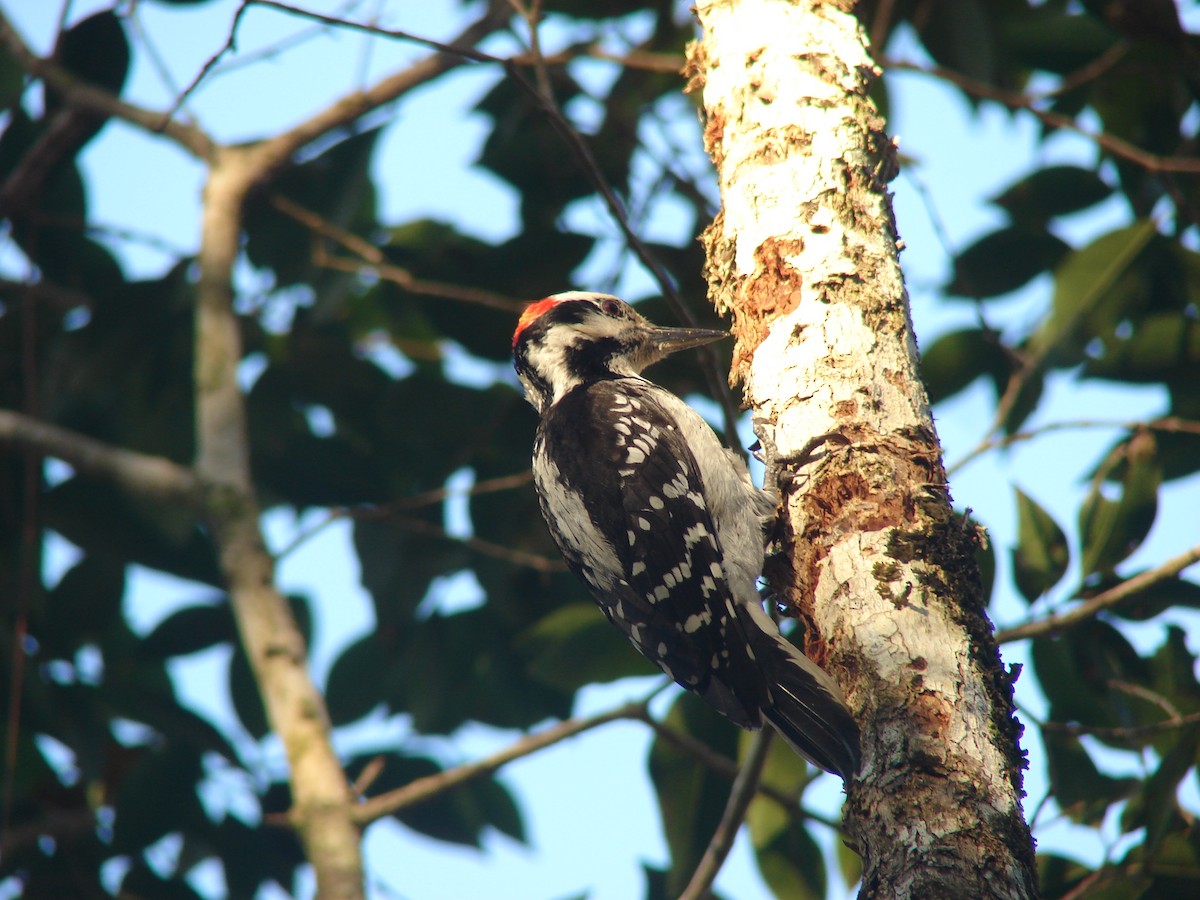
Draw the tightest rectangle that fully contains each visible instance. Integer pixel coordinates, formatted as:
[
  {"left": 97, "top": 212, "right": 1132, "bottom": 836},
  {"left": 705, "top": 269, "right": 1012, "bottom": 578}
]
[{"left": 691, "top": 1, "right": 1037, "bottom": 896}]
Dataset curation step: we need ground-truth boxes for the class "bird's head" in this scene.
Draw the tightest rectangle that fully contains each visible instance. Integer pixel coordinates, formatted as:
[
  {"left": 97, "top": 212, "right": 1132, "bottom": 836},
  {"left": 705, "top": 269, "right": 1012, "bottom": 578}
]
[{"left": 511, "top": 291, "right": 726, "bottom": 413}]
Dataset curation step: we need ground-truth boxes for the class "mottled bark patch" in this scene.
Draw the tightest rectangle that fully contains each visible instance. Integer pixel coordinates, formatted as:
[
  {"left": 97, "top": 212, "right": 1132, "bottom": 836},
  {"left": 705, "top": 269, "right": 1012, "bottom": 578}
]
[{"left": 720, "top": 237, "right": 807, "bottom": 382}]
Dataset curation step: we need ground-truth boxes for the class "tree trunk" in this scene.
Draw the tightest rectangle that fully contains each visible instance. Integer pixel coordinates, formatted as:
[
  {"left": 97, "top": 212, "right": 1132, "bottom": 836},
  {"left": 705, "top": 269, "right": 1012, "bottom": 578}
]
[{"left": 688, "top": 1, "right": 1039, "bottom": 896}]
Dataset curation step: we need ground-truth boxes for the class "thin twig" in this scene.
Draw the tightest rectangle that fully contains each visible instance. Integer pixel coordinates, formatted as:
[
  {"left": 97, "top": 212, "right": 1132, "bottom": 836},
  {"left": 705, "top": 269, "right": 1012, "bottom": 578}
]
[
  {"left": 160, "top": 0, "right": 257, "bottom": 126},
  {"left": 274, "top": 470, "right": 535, "bottom": 559},
  {"left": 881, "top": 56, "right": 1200, "bottom": 174},
  {"left": 1038, "top": 43, "right": 1128, "bottom": 98},
  {"left": 0, "top": 10, "right": 216, "bottom": 159},
  {"left": 679, "top": 728, "right": 775, "bottom": 900},
  {"left": 949, "top": 416, "right": 1200, "bottom": 475},
  {"left": 388, "top": 512, "right": 567, "bottom": 574},
  {"left": 352, "top": 701, "right": 648, "bottom": 825},
  {"left": 996, "top": 543, "right": 1200, "bottom": 643},
  {"left": 270, "top": 193, "right": 525, "bottom": 312},
  {"left": 1041, "top": 710, "right": 1200, "bottom": 741},
  {"left": 507, "top": 0, "right": 554, "bottom": 102}
]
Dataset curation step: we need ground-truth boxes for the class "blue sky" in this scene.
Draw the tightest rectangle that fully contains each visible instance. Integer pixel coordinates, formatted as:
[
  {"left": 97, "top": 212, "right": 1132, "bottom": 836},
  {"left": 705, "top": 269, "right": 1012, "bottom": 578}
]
[{"left": 8, "top": 1, "right": 1200, "bottom": 898}]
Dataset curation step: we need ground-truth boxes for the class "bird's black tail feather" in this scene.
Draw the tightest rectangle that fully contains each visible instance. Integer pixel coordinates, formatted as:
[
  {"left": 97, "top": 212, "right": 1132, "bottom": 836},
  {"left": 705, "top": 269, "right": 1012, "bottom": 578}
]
[{"left": 743, "top": 614, "right": 861, "bottom": 780}]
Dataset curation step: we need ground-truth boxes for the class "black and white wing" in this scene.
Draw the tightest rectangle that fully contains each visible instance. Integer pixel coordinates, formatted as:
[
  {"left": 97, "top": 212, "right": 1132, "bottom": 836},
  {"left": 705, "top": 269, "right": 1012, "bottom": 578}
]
[{"left": 534, "top": 378, "right": 770, "bottom": 726}]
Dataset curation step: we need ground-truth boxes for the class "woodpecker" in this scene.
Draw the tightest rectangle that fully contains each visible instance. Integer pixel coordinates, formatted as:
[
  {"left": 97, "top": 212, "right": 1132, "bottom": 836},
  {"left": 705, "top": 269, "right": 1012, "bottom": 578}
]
[{"left": 512, "top": 291, "right": 860, "bottom": 779}]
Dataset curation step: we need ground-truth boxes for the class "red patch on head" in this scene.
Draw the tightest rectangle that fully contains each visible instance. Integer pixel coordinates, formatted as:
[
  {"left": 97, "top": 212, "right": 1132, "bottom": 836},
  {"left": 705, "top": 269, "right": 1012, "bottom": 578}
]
[{"left": 512, "top": 297, "right": 562, "bottom": 347}]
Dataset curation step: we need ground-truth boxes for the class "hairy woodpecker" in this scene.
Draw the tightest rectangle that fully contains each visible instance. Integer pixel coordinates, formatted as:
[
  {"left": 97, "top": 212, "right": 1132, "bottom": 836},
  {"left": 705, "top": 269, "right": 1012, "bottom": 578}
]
[{"left": 512, "top": 291, "right": 861, "bottom": 779}]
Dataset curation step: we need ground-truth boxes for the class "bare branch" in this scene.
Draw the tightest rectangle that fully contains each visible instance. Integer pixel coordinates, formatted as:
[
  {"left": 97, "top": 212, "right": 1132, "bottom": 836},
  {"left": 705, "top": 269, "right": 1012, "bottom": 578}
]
[
  {"left": 0, "top": 10, "right": 216, "bottom": 159},
  {"left": 240, "top": 1, "right": 509, "bottom": 184},
  {"left": 195, "top": 147, "right": 364, "bottom": 899},
  {"left": 996, "top": 543, "right": 1200, "bottom": 644},
  {"left": 679, "top": 729, "right": 775, "bottom": 900},
  {"left": 1041, "top": 710, "right": 1200, "bottom": 741},
  {"left": 270, "top": 194, "right": 525, "bottom": 313},
  {"left": 950, "top": 416, "right": 1200, "bottom": 475},
  {"left": 274, "top": 471, "right": 536, "bottom": 560},
  {"left": 0, "top": 408, "right": 200, "bottom": 505},
  {"left": 352, "top": 701, "right": 648, "bottom": 825},
  {"left": 386, "top": 511, "right": 567, "bottom": 574},
  {"left": 881, "top": 56, "right": 1200, "bottom": 174}
]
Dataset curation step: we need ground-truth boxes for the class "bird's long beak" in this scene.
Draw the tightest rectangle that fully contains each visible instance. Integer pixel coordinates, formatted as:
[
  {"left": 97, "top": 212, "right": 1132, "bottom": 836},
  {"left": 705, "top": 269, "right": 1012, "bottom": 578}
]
[{"left": 647, "top": 325, "right": 728, "bottom": 358}]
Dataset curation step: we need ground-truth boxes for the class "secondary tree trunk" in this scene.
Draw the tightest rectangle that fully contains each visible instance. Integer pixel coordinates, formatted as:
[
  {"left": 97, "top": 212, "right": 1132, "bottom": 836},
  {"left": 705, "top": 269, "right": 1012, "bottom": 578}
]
[{"left": 688, "top": 1, "right": 1039, "bottom": 897}]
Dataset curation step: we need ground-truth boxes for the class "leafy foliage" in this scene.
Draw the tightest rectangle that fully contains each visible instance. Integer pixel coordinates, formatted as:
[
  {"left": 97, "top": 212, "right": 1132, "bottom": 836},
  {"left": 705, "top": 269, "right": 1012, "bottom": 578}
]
[{"left": 1, "top": 1, "right": 1199, "bottom": 898}]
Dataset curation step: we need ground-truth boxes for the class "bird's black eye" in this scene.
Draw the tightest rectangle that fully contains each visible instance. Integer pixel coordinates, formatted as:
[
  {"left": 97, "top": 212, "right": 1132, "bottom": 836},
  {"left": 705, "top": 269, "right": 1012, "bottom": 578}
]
[{"left": 601, "top": 298, "right": 623, "bottom": 317}]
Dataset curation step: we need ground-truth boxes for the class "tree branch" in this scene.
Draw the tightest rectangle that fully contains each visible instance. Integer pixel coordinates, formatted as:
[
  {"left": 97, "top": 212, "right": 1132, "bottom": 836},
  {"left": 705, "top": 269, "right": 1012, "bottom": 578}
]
[
  {"left": 1041, "top": 710, "right": 1200, "bottom": 741},
  {"left": 386, "top": 511, "right": 568, "bottom": 574},
  {"left": 270, "top": 193, "right": 525, "bottom": 313},
  {"left": 679, "top": 728, "right": 775, "bottom": 900},
  {"left": 352, "top": 701, "right": 647, "bottom": 825},
  {"left": 949, "top": 416, "right": 1200, "bottom": 475},
  {"left": 881, "top": 56, "right": 1200, "bottom": 174},
  {"left": 0, "top": 10, "right": 216, "bottom": 160},
  {"left": 0, "top": 408, "right": 200, "bottom": 505},
  {"left": 196, "top": 149, "right": 366, "bottom": 897},
  {"left": 239, "top": 1, "right": 509, "bottom": 185},
  {"left": 996, "top": 543, "right": 1200, "bottom": 643}
]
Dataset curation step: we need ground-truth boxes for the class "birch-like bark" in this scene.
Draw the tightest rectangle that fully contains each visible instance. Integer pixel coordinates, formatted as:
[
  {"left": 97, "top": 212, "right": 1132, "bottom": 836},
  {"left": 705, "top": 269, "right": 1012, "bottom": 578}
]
[{"left": 688, "top": 1, "right": 1038, "bottom": 897}]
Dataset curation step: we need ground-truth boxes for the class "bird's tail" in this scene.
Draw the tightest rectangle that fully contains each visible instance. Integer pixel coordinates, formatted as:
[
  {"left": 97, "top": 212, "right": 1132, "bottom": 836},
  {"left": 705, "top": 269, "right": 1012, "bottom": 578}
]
[{"left": 739, "top": 605, "right": 861, "bottom": 779}]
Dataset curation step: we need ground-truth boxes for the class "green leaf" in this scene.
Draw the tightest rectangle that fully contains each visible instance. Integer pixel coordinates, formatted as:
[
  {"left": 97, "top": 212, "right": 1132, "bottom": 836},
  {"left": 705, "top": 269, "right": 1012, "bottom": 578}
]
[
  {"left": 1079, "top": 431, "right": 1161, "bottom": 577},
  {"left": 919, "top": 328, "right": 1009, "bottom": 404},
  {"left": 947, "top": 226, "right": 1069, "bottom": 299},
  {"left": 1001, "top": 9, "right": 1119, "bottom": 74},
  {"left": 325, "top": 634, "right": 388, "bottom": 726},
  {"left": 755, "top": 820, "right": 826, "bottom": 900},
  {"left": 1042, "top": 731, "right": 1137, "bottom": 826},
  {"left": 112, "top": 743, "right": 207, "bottom": 853},
  {"left": 1082, "top": 312, "right": 1200, "bottom": 384},
  {"left": 141, "top": 601, "right": 235, "bottom": 659},
  {"left": 230, "top": 641, "right": 268, "bottom": 740},
  {"left": 53, "top": 11, "right": 131, "bottom": 98},
  {"left": 1118, "top": 829, "right": 1200, "bottom": 899},
  {"left": 42, "top": 477, "right": 220, "bottom": 586},
  {"left": 1036, "top": 854, "right": 1095, "bottom": 899},
  {"left": 0, "top": 43, "right": 25, "bottom": 109},
  {"left": 518, "top": 602, "right": 645, "bottom": 690},
  {"left": 991, "top": 165, "right": 1113, "bottom": 223},
  {"left": 475, "top": 70, "right": 591, "bottom": 215},
  {"left": 243, "top": 128, "right": 380, "bottom": 290},
  {"left": 1031, "top": 219, "right": 1157, "bottom": 367},
  {"left": 1011, "top": 487, "right": 1070, "bottom": 602},
  {"left": 117, "top": 863, "right": 205, "bottom": 900},
  {"left": 346, "top": 752, "right": 525, "bottom": 847},
  {"left": 919, "top": 0, "right": 997, "bottom": 83},
  {"left": 1119, "top": 726, "right": 1199, "bottom": 855},
  {"left": 1032, "top": 621, "right": 1154, "bottom": 740},
  {"left": 40, "top": 553, "right": 125, "bottom": 653},
  {"left": 214, "top": 815, "right": 303, "bottom": 899},
  {"left": 387, "top": 608, "right": 571, "bottom": 732},
  {"left": 837, "top": 836, "right": 863, "bottom": 893},
  {"left": 745, "top": 731, "right": 813, "bottom": 849}
]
